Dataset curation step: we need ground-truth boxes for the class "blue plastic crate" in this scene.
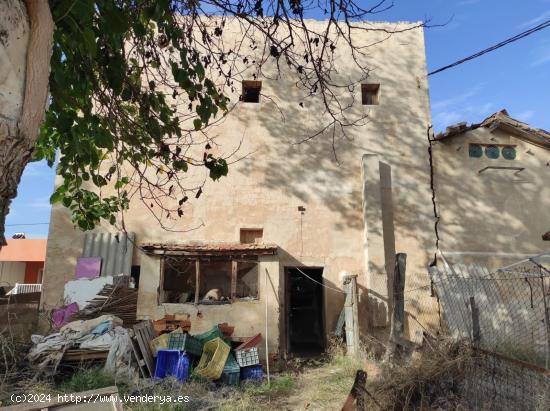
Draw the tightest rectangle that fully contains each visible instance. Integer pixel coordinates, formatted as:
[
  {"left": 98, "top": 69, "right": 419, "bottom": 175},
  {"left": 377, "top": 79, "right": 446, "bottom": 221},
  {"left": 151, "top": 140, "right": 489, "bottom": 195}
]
[
  {"left": 154, "top": 349, "right": 190, "bottom": 382},
  {"left": 240, "top": 364, "right": 263, "bottom": 381}
]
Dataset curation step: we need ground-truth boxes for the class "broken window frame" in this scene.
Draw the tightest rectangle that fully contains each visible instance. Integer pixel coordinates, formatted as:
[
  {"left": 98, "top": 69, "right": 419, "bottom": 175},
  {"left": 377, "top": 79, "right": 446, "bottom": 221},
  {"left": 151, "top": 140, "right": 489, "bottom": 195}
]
[{"left": 159, "top": 255, "right": 259, "bottom": 305}]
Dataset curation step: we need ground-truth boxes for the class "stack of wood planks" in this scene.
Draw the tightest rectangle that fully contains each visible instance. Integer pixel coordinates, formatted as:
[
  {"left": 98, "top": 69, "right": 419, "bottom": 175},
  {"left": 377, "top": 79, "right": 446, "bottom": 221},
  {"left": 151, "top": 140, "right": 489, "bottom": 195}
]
[{"left": 71, "top": 283, "right": 138, "bottom": 327}]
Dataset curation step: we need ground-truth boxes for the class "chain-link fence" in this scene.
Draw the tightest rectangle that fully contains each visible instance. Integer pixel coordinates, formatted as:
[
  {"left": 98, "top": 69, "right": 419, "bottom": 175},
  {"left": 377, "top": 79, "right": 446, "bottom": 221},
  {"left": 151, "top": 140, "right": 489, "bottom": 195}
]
[{"left": 428, "top": 253, "right": 550, "bottom": 410}]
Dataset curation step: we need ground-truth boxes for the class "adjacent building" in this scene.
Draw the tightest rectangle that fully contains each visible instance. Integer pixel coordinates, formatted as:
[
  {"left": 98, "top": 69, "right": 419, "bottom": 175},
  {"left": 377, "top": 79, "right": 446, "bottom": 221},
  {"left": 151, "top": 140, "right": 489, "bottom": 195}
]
[
  {"left": 0, "top": 238, "right": 46, "bottom": 292},
  {"left": 432, "top": 110, "right": 550, "bottom": 268}
]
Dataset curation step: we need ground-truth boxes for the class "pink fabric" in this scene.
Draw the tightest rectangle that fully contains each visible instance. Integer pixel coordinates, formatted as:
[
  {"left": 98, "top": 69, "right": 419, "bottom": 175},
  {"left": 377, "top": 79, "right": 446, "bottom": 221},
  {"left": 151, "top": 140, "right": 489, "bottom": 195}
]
[{"left": 52, "top": 302, "right": 79, "bottom": 328}]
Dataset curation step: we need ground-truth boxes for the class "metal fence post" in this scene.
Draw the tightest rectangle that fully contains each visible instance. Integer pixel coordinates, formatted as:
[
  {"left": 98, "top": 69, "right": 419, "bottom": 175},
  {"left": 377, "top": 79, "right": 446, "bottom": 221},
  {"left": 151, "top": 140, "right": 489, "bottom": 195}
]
[{"left": 470, "top": 296, "right": 480, "bottom": 346}]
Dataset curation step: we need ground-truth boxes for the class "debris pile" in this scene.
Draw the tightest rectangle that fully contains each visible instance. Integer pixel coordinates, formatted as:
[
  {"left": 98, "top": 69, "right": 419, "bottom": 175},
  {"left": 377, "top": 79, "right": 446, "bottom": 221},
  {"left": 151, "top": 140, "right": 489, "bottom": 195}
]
[
  {"left": 70, "top": 284, "right": 138, "bottom": 327},
  {"left": 28, "top": 314, "right": 132, "bottom": 377}
]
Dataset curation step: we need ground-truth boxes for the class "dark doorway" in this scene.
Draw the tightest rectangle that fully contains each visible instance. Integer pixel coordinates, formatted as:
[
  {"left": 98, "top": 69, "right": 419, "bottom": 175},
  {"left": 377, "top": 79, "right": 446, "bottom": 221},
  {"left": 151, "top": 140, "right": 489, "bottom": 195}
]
[{"left": 286, "top": 267, "right": 325, "bottom": 354}]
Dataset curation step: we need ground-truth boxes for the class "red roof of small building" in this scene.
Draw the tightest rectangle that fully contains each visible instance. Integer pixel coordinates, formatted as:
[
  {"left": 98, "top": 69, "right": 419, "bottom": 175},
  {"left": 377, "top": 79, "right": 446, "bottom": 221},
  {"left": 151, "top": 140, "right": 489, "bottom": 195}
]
[{"left": 0, "top": 239, "right": 47, "bottom": 262}]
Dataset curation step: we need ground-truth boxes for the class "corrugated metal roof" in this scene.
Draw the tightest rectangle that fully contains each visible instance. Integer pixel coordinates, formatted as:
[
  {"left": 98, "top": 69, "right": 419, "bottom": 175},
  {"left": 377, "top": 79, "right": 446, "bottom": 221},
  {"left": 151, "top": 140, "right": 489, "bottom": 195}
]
[
  {"left": 82, "top": 232, "right": 135, "bottom": 276},
  {"left": 0, "top": 239, "right": 47, "bottom": 262}
]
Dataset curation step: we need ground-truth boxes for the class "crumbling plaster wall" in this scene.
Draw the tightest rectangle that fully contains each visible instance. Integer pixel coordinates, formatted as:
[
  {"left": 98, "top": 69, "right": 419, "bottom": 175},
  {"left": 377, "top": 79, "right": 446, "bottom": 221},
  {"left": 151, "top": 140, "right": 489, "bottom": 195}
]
[
  {"left": 432, "top": 127, "right": 550, "bottom": 268},
  {"left": 42, "top": 20, "right": 437, "bottom": 346}
]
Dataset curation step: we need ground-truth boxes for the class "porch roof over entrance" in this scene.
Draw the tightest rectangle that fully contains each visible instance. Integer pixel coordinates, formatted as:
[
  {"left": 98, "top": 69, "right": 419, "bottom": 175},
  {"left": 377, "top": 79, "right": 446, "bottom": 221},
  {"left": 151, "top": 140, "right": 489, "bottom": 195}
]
[{"left": 141, "top": 241, "right": 278, "bottom": 257}]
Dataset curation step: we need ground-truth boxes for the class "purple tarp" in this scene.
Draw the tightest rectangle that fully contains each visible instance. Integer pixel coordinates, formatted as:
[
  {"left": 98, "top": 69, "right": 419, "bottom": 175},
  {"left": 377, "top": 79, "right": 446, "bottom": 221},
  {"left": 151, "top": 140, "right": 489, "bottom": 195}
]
[
  {"left": 75, "top": 256, "right": 102, "bottom": 279},
  {"left": 52, "top": 302, "right": 79, "bottom": 328}
]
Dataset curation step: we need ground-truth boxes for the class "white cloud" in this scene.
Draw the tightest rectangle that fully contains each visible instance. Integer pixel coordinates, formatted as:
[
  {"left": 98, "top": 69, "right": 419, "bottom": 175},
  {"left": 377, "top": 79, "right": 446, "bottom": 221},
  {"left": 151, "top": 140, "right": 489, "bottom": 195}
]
[
  {"left": 515, "top": 110, "right": 535, "bottom": 122},
  {"left": 22, "top": 161, "right": 54, "bottom": 178},
  {"left": 518, "top": 10, "right": 550, "bottom": 28},
  {"left": 432, "top": 84, "right": 495, "bottom": 131},
  {"left": 457, "top": 0, "right": 480, "bottom": 6},
  {"left": 431, "top": 83, "right": 485, "bottom": 111},
  {"left": 433, "top": 111, "right": 463, "bottom": 126},
  {"left": 28, "top": 196, "right": 52, "bottom": 209},
  {"left": 530, "top": 43, "right": 550, "bottom": 67}
]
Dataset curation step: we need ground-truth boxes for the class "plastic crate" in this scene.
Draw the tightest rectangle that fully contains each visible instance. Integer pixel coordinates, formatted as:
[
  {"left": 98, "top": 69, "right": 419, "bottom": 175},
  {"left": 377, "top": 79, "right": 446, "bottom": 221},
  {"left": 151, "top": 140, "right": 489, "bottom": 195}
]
[
  {"left": 168, "top": 330, "right": 203, "bottom": 356},
  {"left": 154, "top": 350, "right": 190, "bottom": 382},
  {"left": 219, "top": 353, "right": 240, "bottom": 386},
  {"left": 194, "top": 325, "right": 224, "bottom": 344},
  {"left": 235, "top": 347, "right": 259, "bottom": 367},
  {"left": 194, "top": 337, "right": 230, "bottom": 380},
  {"left": 150, "top": 333, "right": 169, "bottom": 357},
  {"left": 240, "top": 364, "right": 263, "bottom": 381}
]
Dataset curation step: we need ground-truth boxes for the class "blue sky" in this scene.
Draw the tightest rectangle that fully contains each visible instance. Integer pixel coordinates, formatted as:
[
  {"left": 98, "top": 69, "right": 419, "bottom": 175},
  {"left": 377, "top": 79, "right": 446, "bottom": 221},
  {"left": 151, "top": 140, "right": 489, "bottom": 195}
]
[{"left": 6, "top": 0, "right": 549, "bottom": 239}]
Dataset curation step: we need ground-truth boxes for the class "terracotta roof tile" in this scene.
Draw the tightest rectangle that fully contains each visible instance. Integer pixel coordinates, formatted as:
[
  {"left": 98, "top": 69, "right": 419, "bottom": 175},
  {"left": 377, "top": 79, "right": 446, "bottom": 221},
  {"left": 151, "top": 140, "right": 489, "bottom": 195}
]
[
  {"left": 141, "top": 241, "right": 278, "bottom": 255},
  {"left": 435, "top": 109, "right": 550, "bottom": 148}
]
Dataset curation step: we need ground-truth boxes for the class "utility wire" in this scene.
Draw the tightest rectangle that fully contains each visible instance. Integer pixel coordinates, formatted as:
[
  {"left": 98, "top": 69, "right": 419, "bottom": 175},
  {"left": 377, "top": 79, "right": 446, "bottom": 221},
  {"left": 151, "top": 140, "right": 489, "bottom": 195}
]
[
  {"left": 429, "top": 19, "right": 550, "bottom": 76},
  {"left": 6, "top": 222, "right": 50, "bottom": 226},
  {"left": 293, "top": 266, "right": 346, "bottom": 294}
]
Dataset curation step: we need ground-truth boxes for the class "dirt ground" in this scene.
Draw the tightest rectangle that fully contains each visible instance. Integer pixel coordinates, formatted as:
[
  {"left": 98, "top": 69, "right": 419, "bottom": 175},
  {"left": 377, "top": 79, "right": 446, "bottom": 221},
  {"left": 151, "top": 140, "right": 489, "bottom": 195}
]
[{"left": 266, "top": 358, "right": 381, "bottom": 411}]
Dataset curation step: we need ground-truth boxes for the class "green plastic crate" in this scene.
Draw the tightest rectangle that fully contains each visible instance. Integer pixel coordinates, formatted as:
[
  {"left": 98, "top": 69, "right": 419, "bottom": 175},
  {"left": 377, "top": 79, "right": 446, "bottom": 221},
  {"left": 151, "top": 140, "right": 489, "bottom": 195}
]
[
  {"left": 194, "top": 325, "right": 224, "bottom": 344},
  {"left": 219, "top": 353, "right": 240, "bottom": 386},
  {"left": 168, "top": 331, "right": 203, "bottom": 357}
]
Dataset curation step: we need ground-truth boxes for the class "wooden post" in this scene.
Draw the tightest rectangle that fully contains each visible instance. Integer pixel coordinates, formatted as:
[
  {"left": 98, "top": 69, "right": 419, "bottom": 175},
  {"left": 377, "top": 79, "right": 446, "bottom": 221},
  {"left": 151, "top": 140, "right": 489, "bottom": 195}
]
[
  {"left": 470, "top": 296, "right": 480, "bottom": 345},
  {"left": 341, "top": 370, "right": 368, "bottom": 411},
  {"left": 231, "top": 260, "right": 238, "bottom": 301},
  {"left": 386, "top": 253, "right": 406, "bottom": 362},
  {"left": 194, "top": 259, "right": 200, "bottom": 305},
  {"left": 344, "top": 274, "right": 359, "bottom": 357}
]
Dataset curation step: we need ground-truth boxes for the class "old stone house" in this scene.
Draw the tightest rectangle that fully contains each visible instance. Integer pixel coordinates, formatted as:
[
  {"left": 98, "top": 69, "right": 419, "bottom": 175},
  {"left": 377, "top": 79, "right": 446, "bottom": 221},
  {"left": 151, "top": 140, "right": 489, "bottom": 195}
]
[
  {"left": 41, "top": 20, "right": 439, "bottom": 358},
  {"left": 432, "top": 110, "right": 550, "bottom": 268}
]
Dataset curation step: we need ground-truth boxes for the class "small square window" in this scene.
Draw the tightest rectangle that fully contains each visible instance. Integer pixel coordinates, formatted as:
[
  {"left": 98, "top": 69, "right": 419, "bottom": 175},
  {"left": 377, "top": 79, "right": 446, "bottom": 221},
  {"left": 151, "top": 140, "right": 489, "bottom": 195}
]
[
  {"left": 361, "top": 83, "right": 380, "bottom": 105},
  {"left": 241, "top": 80, "right": 262, "bottom": 103},
  {"left": 240, "top": 228, "right": 263, "bottom": 244}
]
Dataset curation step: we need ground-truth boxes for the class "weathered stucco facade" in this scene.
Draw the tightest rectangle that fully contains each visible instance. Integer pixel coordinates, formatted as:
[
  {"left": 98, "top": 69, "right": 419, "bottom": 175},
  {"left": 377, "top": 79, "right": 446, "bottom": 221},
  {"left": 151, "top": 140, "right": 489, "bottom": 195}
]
[
  {"left": 432, "top": 111, "right": 550, "bottom": 268},
  {"left": 42, "top": 20, "right": 438, "bottom": 355}
]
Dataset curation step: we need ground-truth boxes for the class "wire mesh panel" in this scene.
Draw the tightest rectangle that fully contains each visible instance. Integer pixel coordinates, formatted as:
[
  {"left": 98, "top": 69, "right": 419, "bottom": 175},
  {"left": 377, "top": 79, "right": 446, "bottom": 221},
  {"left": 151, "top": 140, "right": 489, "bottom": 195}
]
[
  {"left": 461, "top": 351, "right": 550, "bottom": 411},
  {"left": 430, "top": 258, "right": 550, "bottom": 368}
]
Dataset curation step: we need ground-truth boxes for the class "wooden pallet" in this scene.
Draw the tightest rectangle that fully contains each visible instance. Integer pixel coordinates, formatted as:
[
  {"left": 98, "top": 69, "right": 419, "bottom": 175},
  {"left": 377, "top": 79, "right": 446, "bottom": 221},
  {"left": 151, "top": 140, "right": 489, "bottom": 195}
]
[
  {"left": 130, "top": 335, "right": 149, "bottom": 378},
  {"left": 133, "top": 320, "right": 156, "bottom": 377},
  {"left": 62, "top": 349, "right": 109, "bottom": 363}
]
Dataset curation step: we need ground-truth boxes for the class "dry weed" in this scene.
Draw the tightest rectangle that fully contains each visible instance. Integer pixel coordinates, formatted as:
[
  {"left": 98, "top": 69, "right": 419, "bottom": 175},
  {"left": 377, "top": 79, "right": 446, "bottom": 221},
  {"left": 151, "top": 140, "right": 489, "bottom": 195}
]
[{"left": 366, "top": 338, "right": 473, "bottom": 411}]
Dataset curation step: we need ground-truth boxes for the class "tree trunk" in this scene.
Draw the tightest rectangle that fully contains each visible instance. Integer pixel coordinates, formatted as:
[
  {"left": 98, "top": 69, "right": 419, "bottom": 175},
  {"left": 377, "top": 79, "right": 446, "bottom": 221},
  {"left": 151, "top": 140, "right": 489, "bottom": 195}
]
[{"left": 0, "top": 0, "right": 54, "bottom": 245}]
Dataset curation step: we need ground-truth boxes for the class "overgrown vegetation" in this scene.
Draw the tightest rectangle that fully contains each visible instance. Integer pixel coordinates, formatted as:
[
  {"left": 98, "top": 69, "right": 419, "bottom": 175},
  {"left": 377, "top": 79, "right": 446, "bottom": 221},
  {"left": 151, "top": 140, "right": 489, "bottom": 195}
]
[
  {"left": 0, "top": 337, "right": 369, "bottom": 410},
  {"left": 365, "top": 338, "right": 473, "bottom": 410}
]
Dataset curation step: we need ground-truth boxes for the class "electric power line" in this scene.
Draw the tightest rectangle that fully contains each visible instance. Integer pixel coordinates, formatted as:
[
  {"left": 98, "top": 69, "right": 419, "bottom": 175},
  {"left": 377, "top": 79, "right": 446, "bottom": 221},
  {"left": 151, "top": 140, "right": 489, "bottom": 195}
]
[
  {"left": 429, "top": 19, "right": 550, "bottom": 76},
  {"left": 5, "top": 222, "right": 50, "bottom": 227}
]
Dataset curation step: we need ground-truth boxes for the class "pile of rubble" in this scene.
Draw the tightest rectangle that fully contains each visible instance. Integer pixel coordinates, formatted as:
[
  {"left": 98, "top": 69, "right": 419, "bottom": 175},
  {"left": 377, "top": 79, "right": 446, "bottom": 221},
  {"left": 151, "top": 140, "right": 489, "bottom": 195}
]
[
  {"left": 28, "top": 314, "right": 132, "bottom": 377},
  {"left": 28, "top": 284, "right": 266, "bottom": 386}
]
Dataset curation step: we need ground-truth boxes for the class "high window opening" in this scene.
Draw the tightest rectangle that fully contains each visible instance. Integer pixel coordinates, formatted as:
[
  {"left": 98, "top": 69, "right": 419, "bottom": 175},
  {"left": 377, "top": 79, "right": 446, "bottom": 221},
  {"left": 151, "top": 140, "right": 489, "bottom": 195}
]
[
  {"left": 361, "top": 83, "right": 380, "bottom": 105},
  {"left": 241, "top": 80, "right": 262, "bottom": 103},
  {"left": 240, "top": 228, "right": 263, "bottom": 244}
]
